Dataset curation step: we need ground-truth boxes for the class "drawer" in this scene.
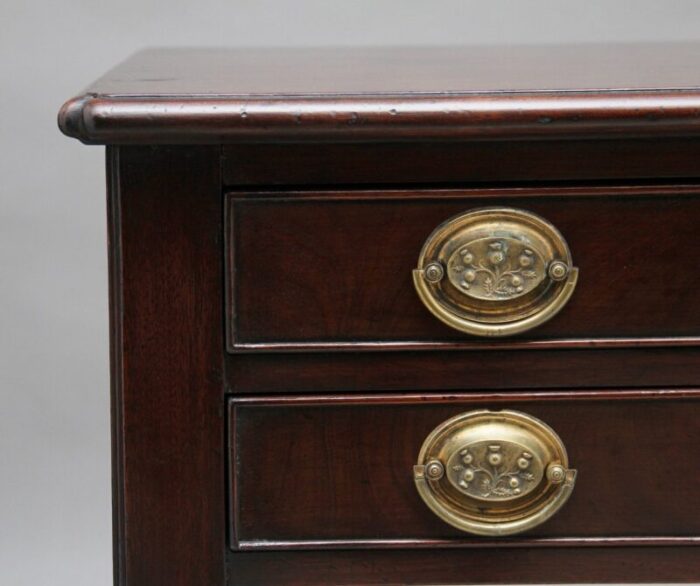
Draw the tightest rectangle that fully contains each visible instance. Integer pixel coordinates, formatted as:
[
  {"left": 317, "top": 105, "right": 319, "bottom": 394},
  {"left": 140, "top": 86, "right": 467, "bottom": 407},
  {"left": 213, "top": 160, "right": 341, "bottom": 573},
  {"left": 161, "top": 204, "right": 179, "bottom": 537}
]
[
  {"left": 228, "top": 390, "right": 700, "bottom": 549},
  {"left": 226, "top": 185, "right": 700, "bottom": 352}
]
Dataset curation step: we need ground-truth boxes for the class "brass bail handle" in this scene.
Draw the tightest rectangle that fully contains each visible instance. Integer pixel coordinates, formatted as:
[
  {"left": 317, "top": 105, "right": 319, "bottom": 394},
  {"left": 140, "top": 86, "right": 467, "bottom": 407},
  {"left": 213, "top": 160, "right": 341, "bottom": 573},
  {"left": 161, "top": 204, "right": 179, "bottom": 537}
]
[
  {"left": 413, "top": 207, "right": 578, "bottom": 337},
  {"left": 414, "top": 410, "right": 577, "bottom": 536}
]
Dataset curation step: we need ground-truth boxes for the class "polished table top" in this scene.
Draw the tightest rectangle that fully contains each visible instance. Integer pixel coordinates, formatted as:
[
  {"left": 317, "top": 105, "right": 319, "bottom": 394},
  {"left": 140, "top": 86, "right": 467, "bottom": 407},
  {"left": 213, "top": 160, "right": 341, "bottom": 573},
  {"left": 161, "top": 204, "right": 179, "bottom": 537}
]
[{"left": 59, "top": 43, "right": 700, "bottom": 144}]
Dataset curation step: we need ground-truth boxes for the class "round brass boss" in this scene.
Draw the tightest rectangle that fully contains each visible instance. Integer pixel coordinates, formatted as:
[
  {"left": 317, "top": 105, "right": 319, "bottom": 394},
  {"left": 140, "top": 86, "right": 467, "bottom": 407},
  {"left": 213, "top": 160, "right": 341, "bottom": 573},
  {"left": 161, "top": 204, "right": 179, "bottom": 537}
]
[
  {"left": 414, "top": 410, "right": 577, "bottom": 536},
  {"left": 413, "top": 207, "right": 578, "bottom": 336}
]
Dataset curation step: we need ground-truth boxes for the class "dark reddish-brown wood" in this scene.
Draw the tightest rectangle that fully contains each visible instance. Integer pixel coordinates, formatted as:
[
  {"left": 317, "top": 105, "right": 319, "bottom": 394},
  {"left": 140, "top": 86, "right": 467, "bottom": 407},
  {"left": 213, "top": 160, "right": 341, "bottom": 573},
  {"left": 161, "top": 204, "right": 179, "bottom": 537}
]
[
  {"left": 229, "top": 391, "right": 700, "bottom": 547},
  {"left": 60, "top": 46, "right": 700, "bottom": 586},
  {"left": 108, "top": 146, "right": 225, "bottom": 586},
  {"left": 58, "top": 45, "right": 700, "bottom": 144},
  {"left": 223, "top": 138, "right": 700, "bottom": 185},
  {"left": 227, "top": 547, "right": 700, "bottom": 585},
  {"left": 225, "top": 346, "right": 700, "bottom": 394},
  {"left": 59, "top": 91, "right": 700, "bottom": 143},
  {"left": 58, "top": 44, "right": 700, "bottom": 96},
  {"left": 227, "top": 186, "right": 700, "bottom": 350}
]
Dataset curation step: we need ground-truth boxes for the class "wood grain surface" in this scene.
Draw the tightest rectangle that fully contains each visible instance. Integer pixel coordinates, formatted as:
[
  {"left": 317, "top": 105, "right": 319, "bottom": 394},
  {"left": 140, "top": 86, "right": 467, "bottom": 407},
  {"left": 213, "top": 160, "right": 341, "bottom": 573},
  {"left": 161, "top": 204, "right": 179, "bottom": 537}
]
[
  {"left": 58, "top": 45, "right": 700, "bottom": 143},
  {"left": 226, "top": 345, "right": 700, "bottom": 394},
  {"left": 109, "top": 146, "right": 225, "bottom": 586},
  {"left": 223, "top": 138, "right": 700, "bottom": 186},
  {"left": 226, "top": 546, "right": 700, "bottom": 585},
  {"left": 229, "top": 391, "right": 700, "bottom": 547},
  {"left": 227, "top": 186, "right": 700, "bottom": 349},
  {"left": 58, "top": 45, "right": 700, "bottom": 586}
]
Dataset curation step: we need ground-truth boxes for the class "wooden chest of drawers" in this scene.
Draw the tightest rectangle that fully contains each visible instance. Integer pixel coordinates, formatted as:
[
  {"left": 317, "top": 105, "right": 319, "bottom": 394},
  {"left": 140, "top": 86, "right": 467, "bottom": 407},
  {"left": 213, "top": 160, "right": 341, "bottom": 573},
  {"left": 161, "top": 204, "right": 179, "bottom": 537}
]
[{"left": 60, "top": 45, "right": 700, "bottom": 585}]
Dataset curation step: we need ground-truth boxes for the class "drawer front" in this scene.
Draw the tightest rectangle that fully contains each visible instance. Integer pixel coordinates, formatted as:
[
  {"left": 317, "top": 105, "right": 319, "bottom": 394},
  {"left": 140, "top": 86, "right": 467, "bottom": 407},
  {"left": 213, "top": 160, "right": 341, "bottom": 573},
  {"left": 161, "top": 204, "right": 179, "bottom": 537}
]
[
  {"left": 228, "top": 391, "right": 700, "bottom": 549},
  {"left": 226, "top": 185, "right": 700, "bottom": 352}
]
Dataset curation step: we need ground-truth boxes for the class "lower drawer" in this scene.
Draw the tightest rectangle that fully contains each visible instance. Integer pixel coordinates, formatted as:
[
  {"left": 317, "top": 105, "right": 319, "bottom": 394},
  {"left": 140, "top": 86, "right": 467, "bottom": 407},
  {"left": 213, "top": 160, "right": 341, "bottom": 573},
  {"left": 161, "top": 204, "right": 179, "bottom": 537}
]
[{"left": 228, "top": 390, "right": 700, "bottom": 549}]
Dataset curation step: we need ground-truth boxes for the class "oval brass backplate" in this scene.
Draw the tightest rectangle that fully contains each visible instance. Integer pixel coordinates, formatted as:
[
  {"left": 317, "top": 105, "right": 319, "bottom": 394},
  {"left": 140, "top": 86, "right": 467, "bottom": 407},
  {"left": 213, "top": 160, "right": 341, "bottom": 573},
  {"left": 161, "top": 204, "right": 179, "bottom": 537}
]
[
  {"left": 413, "top": 207, "right": 578, "bottom": 336},
  {"left": 414, "top": 410, "right": 576, "bottom": 536}
]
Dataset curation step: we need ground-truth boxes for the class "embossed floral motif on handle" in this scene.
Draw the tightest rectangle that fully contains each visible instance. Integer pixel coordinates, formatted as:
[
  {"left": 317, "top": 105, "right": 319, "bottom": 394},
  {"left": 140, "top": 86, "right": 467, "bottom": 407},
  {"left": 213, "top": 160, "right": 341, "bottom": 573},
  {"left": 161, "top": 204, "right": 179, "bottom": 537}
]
[
  {"left": 452, "top": 445, "right": 535, "bottom": 497},
  {"left": 446, "top": 440, "right": 545, "bottom": 501},
  {"left": 447, "top": 237, "right": 544, "bottom": 301}
]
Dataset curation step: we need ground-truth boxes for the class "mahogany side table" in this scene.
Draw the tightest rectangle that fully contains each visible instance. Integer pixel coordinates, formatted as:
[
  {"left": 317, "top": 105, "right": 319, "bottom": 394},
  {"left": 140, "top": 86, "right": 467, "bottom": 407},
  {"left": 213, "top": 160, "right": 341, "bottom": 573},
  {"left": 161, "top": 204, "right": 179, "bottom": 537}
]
[{"left": 60, "top": 45, "right": 700, "bottom": 585}]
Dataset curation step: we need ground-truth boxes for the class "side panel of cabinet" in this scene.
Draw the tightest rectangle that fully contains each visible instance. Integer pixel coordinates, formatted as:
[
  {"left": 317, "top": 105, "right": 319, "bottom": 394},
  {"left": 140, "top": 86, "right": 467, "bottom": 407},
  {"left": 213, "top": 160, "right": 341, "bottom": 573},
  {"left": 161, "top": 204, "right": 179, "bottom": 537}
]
[{"left": 108, "top": 146, "right": 225, "bottom": 586}]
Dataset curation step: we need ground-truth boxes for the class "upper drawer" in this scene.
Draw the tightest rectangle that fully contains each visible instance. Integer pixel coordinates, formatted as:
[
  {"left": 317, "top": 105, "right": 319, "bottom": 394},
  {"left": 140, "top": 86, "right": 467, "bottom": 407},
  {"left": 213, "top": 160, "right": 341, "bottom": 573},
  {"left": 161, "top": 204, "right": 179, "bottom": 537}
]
[{"left": 226, "top": 185, "right": 700, "bottom": 352}]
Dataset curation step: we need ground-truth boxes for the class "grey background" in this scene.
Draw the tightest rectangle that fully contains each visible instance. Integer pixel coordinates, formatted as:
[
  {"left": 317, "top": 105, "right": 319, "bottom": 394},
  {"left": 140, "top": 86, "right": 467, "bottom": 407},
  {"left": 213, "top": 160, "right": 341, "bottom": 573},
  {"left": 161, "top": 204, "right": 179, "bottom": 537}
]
[{"left": 3, "top": 1, "right": 700, "bottom": 584}]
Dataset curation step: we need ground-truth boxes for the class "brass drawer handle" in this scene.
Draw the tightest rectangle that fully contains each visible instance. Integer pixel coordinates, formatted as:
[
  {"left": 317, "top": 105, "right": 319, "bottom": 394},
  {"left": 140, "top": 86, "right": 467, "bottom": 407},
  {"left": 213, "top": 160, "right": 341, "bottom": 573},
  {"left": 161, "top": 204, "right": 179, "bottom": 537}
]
[
  {"left": 413, "top": 207, "right": 578, "bottom": 336},
  {"left": 414, "top": 410, "right": 576, "bottom": 536}
]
